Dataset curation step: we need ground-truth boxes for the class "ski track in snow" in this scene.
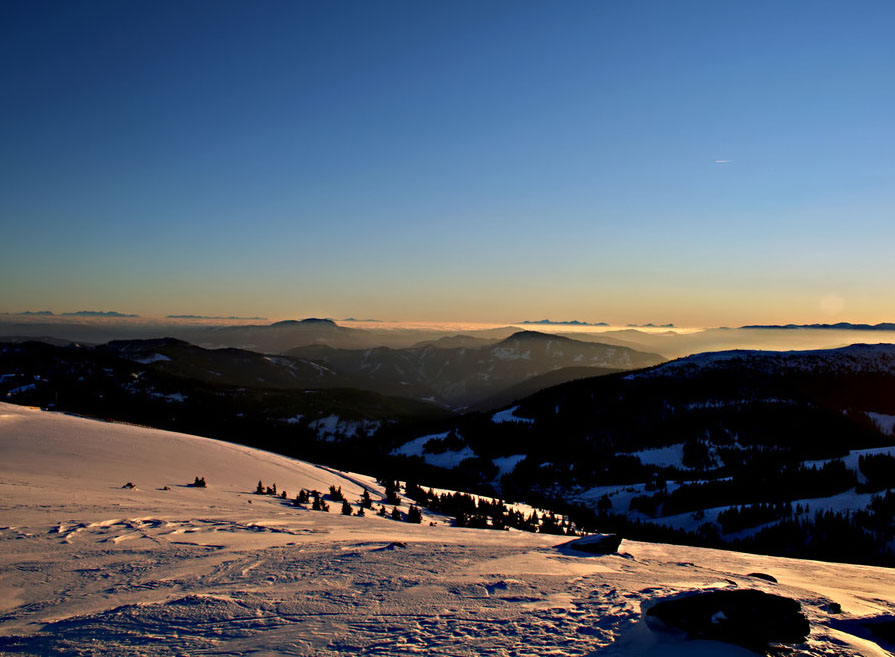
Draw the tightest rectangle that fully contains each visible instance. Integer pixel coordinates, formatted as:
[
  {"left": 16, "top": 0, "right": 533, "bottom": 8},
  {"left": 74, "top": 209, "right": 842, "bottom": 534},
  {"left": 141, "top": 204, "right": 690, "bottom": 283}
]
[{"left": 1, "top": 402, "right": 894, "bottom": 656}]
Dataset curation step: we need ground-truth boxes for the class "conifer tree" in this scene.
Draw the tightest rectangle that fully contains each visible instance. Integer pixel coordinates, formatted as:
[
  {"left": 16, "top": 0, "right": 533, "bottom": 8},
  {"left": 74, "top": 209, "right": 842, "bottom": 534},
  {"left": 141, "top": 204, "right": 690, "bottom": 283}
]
[
  {"left": 385, "top": 480, "right": 401, "bottom": 505},
  {"left": 341, "top": 500, "right": 353, "bottom": 515},
  {"left": 360, "top": 489, "right": 373, "bottom": 509},
  {"left": 391, "top": 507, "right": 402, "bottom": 520},
  {"left": 256, "top": 480, "right": 264, "bottom": 495}
]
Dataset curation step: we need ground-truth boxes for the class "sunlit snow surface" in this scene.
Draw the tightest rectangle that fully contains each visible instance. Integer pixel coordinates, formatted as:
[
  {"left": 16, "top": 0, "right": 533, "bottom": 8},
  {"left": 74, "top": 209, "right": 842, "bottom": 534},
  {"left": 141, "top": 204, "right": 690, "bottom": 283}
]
[{"left": 1, "top": 403, "right": 894, "bottom": 656}]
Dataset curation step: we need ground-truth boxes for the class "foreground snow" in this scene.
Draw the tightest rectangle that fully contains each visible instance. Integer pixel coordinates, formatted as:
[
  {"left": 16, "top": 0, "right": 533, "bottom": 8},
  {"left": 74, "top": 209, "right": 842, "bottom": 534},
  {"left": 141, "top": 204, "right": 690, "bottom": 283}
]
[{"left": 1, "top": 403, "right": 893, "bottom": 656}]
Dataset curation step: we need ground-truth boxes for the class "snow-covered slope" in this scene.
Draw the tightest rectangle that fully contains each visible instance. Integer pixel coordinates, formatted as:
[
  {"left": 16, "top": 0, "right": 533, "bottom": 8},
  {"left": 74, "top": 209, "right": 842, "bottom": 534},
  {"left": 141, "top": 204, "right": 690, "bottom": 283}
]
[{"left": 1, "top": 402, "right": 893, "bottom": 656}]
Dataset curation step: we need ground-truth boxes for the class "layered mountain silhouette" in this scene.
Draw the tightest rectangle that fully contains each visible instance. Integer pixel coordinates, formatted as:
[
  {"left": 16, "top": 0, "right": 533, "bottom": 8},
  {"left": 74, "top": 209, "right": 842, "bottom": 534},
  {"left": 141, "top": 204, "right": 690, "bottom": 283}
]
[
  {"left": 286, "top": 330, "right": 664, "bottom": 408},
  {"left": 383, "top": 344, "right": 895, "bottom": 563}
]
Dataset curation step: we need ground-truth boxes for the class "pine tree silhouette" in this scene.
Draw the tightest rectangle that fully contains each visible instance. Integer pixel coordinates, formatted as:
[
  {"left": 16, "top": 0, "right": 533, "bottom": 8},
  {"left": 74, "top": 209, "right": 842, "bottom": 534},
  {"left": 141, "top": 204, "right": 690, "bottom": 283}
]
[
  {"left": 385, "top": 480, "right": 401, "bottom": 505},
  {"left": 360, "top": 489, "right": 373, "bottom": 509}
]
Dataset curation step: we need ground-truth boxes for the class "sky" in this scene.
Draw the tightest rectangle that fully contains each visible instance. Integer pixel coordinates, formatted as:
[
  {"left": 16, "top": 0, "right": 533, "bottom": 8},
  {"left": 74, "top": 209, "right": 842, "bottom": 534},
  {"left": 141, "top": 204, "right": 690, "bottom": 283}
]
[{"left": 1, "top": 0, "right": 893, "bottom": 327}]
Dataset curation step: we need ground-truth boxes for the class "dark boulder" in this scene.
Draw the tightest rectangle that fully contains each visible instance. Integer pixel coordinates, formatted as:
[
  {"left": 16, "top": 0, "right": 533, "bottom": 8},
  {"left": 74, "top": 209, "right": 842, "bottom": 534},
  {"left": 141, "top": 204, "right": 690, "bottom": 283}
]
[
  {"left": 646, "top": 589, "right": 809, "bottom": 652},
  {"left": 747, "top": 572, "right": 777, "bottom": 583},
  {"left": 566, "top": 533, "right": 622, "bottom": 554}
]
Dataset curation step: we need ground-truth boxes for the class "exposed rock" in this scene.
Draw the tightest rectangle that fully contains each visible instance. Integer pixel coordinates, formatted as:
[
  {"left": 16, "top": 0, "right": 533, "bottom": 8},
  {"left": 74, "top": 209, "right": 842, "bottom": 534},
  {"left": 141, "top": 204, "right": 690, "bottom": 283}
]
[
  {"left": 747, "top": 572, "right": 778, "bottom": 583},
  {"left": 645, "top": 589, "right": 810, "bottom": 652},
  {"left": 566, "top": 533, "right": 622, "bottom": 554}
]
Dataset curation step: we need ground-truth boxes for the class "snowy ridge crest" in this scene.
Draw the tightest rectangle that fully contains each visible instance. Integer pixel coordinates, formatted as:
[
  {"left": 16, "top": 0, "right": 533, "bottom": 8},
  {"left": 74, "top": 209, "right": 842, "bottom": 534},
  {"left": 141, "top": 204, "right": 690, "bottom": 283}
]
[{"left": 628, "top": 343, "right": 895, "bottom": 379}]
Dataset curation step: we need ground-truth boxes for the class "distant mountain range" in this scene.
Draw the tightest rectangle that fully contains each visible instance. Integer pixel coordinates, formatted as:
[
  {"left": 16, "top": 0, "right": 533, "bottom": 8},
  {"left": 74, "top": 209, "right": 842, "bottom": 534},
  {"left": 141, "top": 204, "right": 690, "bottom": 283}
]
[
  {"left": 286, "top": 330, "right": 662, "bottom": 408},
  {"left": 0, "top": 317, "right": 378, "bottom": 350},
  {"left": 6, "top": 315, "right": 895, "bottom": 361},
  {"left": 0, "top": 329, "right": 661, "bottom": 429},
  {"left": 166, "top": 314, "right": 268, "bottom": 320},
  {"left": 9, "top": 310, "right": 140, "bottom": 318},
  {"left": 518, "top": 319, "right": 609, "bottom": 326},
  {"left": 0, "top": 339, "right": 447, "bottom": 458},
  {"left": 742, "top": 322, "right": 895, "bottom": 331}
]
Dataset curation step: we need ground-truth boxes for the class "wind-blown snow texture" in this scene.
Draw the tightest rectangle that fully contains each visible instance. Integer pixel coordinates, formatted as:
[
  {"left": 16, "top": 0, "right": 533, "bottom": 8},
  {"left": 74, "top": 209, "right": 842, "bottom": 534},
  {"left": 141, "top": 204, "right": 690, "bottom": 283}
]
[{"left": 1, "top": 403, "right": 893, "bottom": 656}]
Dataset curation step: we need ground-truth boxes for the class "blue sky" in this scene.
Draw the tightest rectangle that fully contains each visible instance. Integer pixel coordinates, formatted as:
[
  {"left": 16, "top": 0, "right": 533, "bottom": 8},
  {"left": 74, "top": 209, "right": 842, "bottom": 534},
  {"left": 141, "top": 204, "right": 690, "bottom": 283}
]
[{"left": 2, "top": 1, "right": 893, "bottom": 325}]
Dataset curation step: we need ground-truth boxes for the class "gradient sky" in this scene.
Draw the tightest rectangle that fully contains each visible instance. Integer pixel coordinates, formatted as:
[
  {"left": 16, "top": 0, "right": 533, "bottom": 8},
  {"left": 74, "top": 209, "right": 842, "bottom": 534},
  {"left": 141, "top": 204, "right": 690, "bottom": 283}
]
[{"left": 2, "top": 1, "right": 894, "bottom": 326}]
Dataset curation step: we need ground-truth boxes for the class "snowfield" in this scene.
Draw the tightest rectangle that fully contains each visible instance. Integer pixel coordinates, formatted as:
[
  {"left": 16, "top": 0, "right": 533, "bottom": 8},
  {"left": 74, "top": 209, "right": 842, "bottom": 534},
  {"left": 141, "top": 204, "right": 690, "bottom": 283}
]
[{"left": 1, "top": 402, "right": 894, "bottom": 656}]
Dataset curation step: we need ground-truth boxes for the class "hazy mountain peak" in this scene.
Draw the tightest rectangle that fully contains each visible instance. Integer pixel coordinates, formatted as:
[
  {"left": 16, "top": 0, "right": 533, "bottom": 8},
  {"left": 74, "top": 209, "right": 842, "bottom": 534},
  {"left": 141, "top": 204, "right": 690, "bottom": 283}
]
[
  {"left": 270, "top": 318, "right": 338, "bottom": 328},
  {"left": 499, "top": 330, "right": 572, "bottom": 344},
  {"left": 300, "top": 318, "right": 338, "bottom": 326}
]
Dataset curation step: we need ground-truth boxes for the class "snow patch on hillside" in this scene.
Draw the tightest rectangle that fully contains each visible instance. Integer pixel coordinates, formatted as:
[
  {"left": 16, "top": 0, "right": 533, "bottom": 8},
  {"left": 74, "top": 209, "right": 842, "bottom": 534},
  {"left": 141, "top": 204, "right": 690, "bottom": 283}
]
[
  {"left": 132, "top": 353, "right": 171, "bottom": 364},
  {"left": 867, "top": 412, "right": 895, "bottom": 435},
  {"left": 148, "top": 391, "right": 186, "bottom": 402},
  {"left": 392, "top": 432, "right": 449, "bottom": 457},
  {"left": 492, "top": 405, "right": 534, "bottom": 424},
  {"left": 576, "top": 483, "right": 649, "bottom": 513},
  {"left": 492, "top": 347, "right": 531, "bottom": 361},
  {"left": 804, "top": 446, "right": 895, "bottom": 481},
  {"left": 309, "top": 414, "right": 381, "bottom": 440},
  {"left": 422, "top": 446, "right": 476, "bottom": 468},
  {"left": 625, "top": 443, "right": 688, "bottom": 469},
  {"left": 391, "top": 432, "right": 476, "bottom": 467},
  {"left": 493, "top": 454, "right": 527, "bottom": 478},
  {"left": 6, "top": 383, "right": 37, "bottom": 396}
]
